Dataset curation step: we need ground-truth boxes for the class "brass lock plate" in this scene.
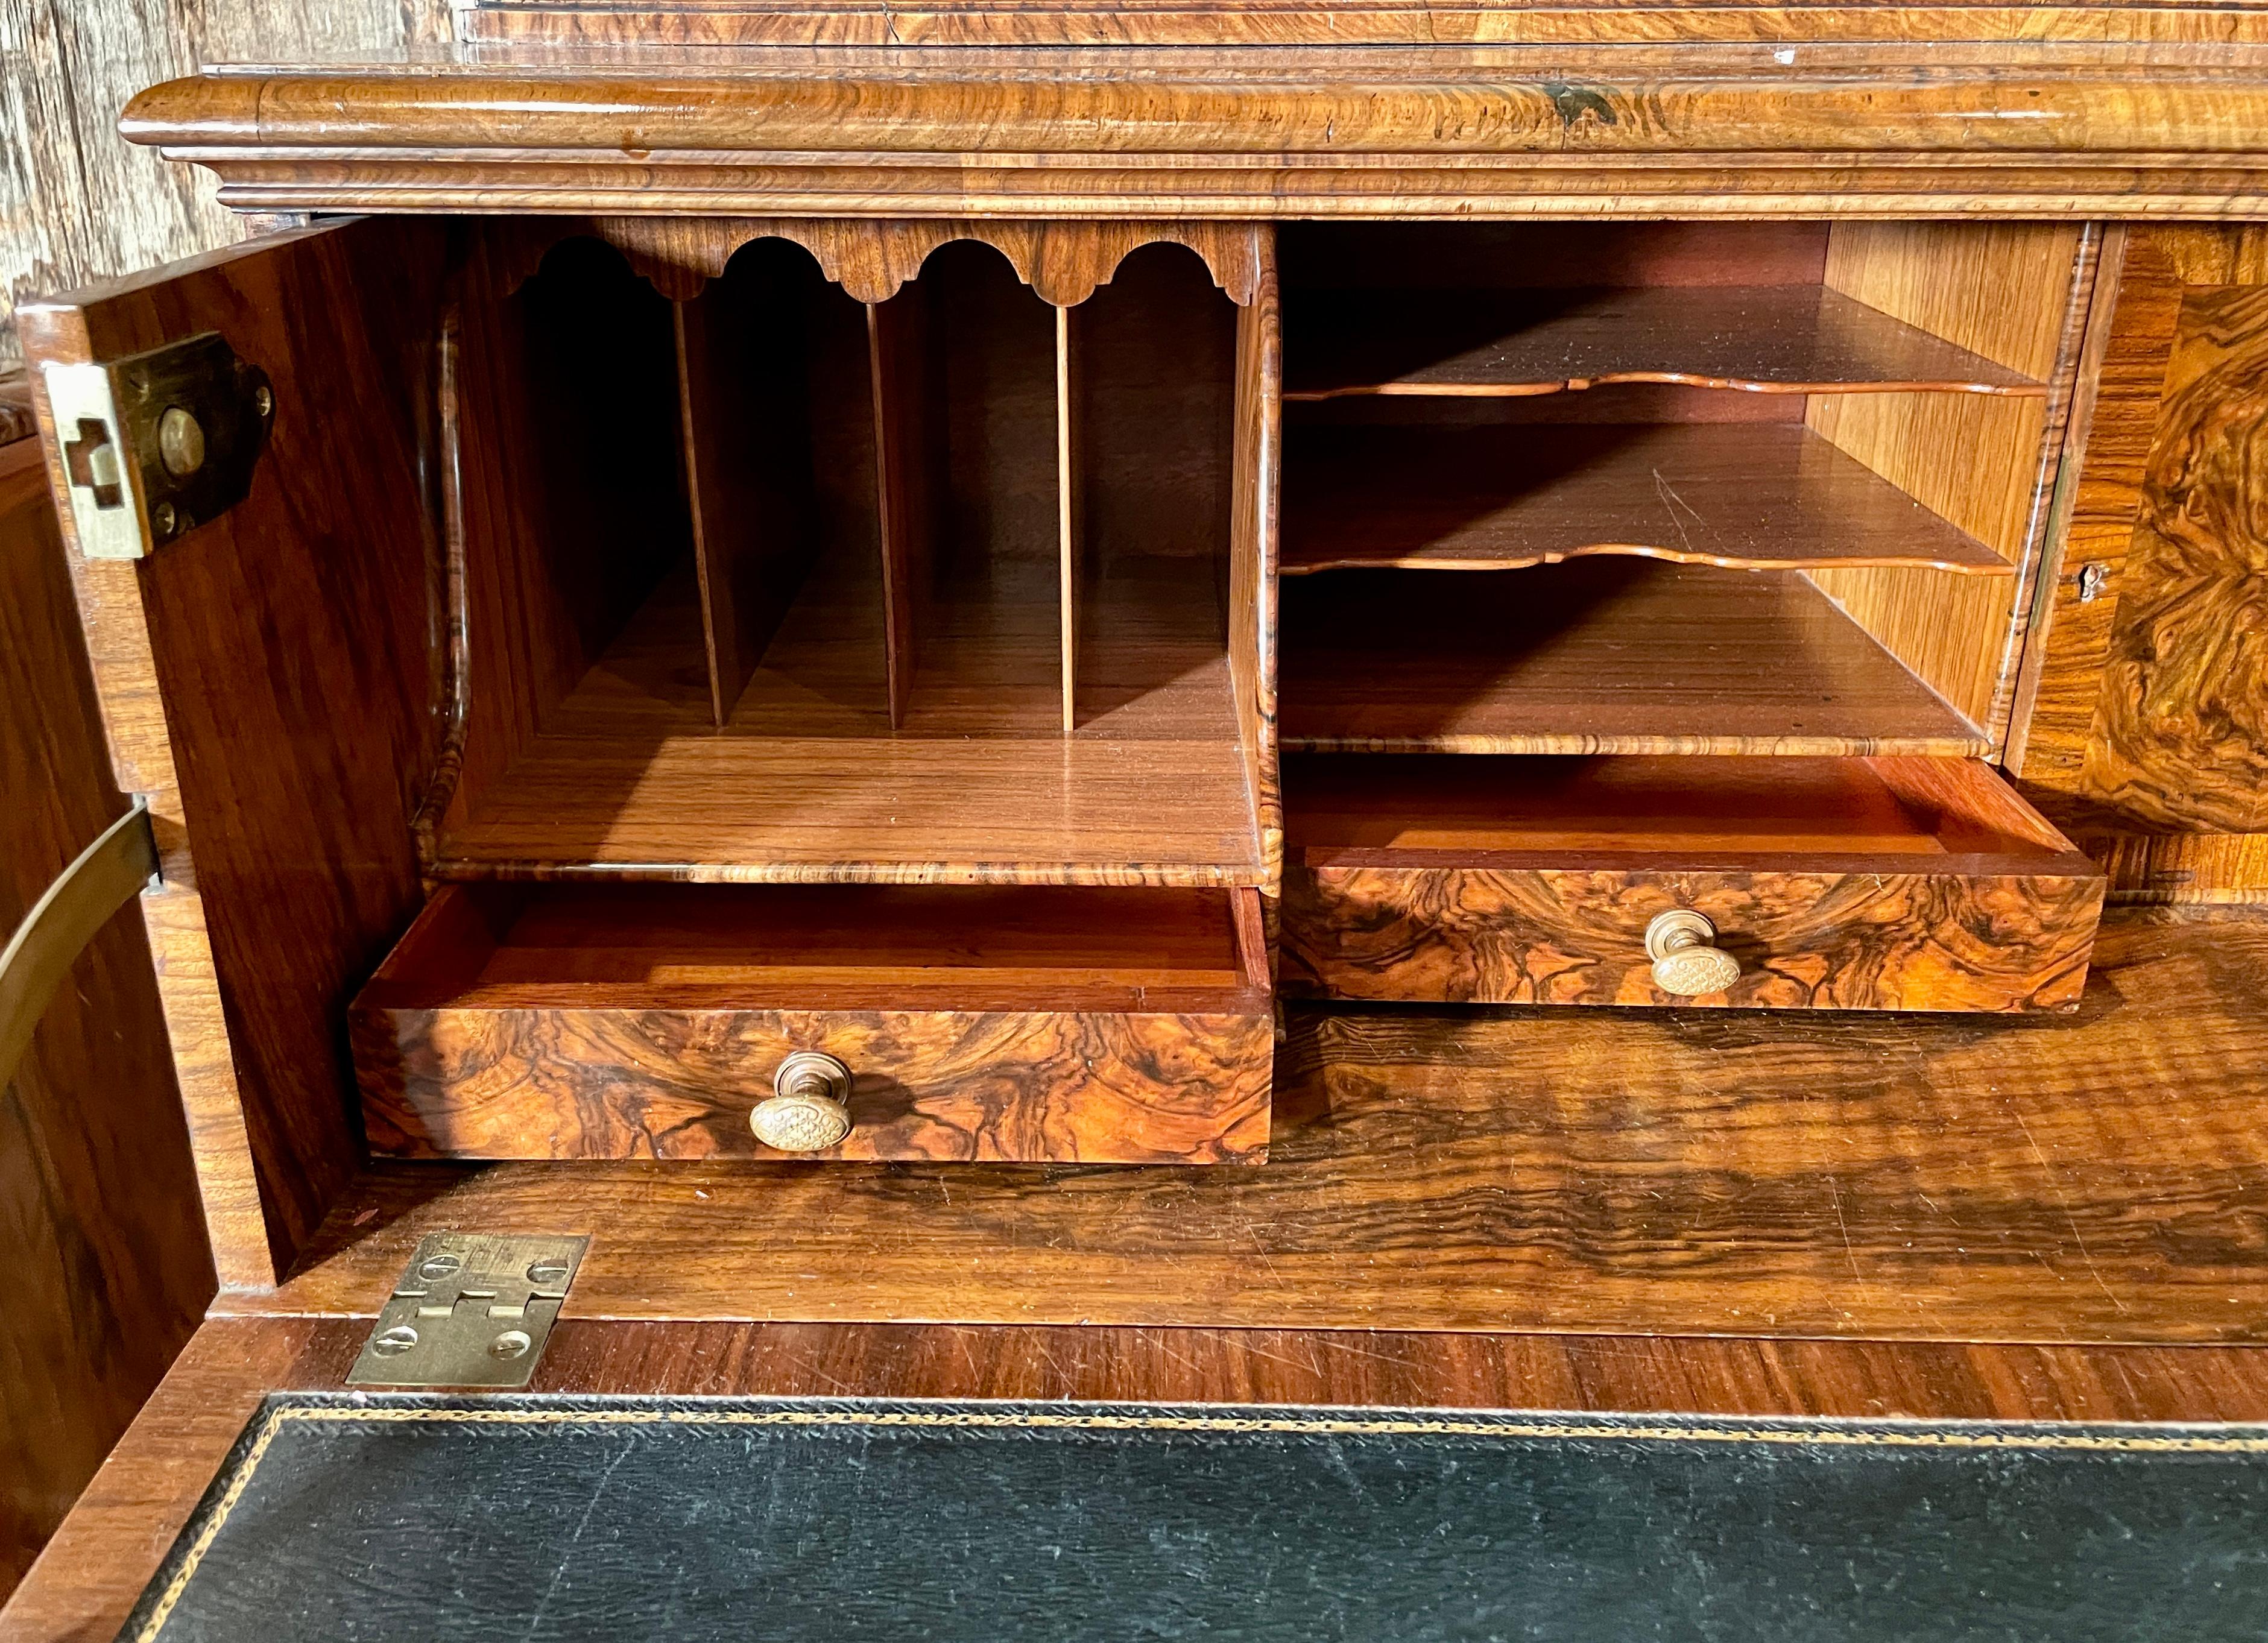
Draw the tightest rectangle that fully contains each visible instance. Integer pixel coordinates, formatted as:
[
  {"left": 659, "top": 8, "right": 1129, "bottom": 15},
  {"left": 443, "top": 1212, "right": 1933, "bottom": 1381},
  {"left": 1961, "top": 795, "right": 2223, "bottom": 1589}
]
[
  {"left": 42, "top": 331, "right": 274, "bottom": 560},
  {"left": 348, "top": 1233, "right": 589, "bottom": 1389}
]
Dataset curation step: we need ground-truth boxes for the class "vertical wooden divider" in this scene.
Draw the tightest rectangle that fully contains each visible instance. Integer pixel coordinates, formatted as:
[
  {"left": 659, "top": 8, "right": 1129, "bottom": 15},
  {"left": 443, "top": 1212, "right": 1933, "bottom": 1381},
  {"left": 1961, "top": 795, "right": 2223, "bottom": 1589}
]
[
  {"left": 1231, "top": 229, "right": 1284, "bottom": 889},
  {"left": 675, "top": 261, "right": 826, "bottom": 730},
  {"left": 1057, "top": 303, "right": 1082, "bottom": 736},
  {"left": 672, "top": 300, "right": 742, "bottom": 728},
  {"left": 870, "top": 290, "right": 930, "bottom": 730}
]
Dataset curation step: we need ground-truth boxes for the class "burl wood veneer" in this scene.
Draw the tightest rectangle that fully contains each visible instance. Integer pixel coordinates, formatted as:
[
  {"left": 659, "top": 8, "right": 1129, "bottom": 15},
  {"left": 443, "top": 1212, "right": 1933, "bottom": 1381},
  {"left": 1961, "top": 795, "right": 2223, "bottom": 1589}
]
[
  {"left": 1281, "top": 755, "right": 2105, "bottom": 1011},
  {"left": 352, "top": 883, "right": 1274, "bottom": 1163}
]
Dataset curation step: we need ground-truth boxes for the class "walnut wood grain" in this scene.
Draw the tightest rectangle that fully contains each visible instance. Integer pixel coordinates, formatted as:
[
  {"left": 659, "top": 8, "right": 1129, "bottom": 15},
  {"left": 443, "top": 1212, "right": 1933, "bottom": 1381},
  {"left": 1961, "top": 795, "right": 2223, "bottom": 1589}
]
[
  {"left": 2078, "top": 278, "right": 2268, "bottom": 834},
  {"left": 19, "top": 219, "right": 450, "bottom": 1287},
  {"left": 352, "top": 884, "right": 1273, "bottom": 1163},
  {"left": 1284, "top": 286, "right": 2043, "bottom": 400},
  {"left": 26, "top": 1315, "right": 2268, "bottom": 1643},
  {"left": 430, "top": 558, "right": 1264, "bottom": 885},
  {"left": 1279, "top": 754, "right": 2104, "bottom": 1012},
  {"left": 675, "top": 241, "right": 846, "bottom": 724},
  {"left": 1281, "top": 423, "right": 2012, "bottom": 575},
  {"left": 0, "top": 439, "right": 210, "bottom": 1603},
  {"left": 1280, "top": 560, "right": 1989, "bottom": 757},
  {"left": 870, "top": 287, "right": 932, "bottom": 730},
  {"left": 482, "top": 215, "right": 1269, "bottom": 308},
  {"left": 1229, "top": 233, "right": 1284, "bottom": 885},
  {"left": 116, "top": 55, "right": 2268, "bottom": 220},
  {"left": 2014, "top": 227, "right": 2268, "bottom": 902},
  {"left": 1802, "top": 223, "right": 2091, "bottom": 733},
  {"left": 459, "top": 3, "right": 2268, "bottom": 49},
  {"left": 226, "top": 910, "right": 2268, "bottom": 1338}
]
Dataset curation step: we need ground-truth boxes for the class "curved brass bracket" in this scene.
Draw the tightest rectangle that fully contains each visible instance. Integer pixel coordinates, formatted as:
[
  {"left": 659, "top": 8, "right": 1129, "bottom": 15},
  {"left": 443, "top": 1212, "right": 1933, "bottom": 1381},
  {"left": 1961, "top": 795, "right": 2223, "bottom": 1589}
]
[{"left": 0, "top": 798, "right": 159, "bottom": 1094}]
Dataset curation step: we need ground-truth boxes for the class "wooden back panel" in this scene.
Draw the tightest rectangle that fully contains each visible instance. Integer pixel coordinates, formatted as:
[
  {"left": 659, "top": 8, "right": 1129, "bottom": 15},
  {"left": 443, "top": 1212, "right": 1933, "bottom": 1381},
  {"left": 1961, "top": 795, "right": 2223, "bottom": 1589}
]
[{"left": 19, "top": 220, "right": 449, "bottom": 1286}]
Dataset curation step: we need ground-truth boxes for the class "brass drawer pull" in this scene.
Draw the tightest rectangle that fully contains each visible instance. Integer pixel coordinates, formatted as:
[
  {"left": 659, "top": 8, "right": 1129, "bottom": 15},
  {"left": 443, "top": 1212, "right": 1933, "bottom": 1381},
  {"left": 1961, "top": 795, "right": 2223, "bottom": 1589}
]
[
  {"left": 750, "top": 1050, "right": 854, "bottom": 1152},
  {"left": 1644, "top": 909, "right": 1742, "bottom": 997}
]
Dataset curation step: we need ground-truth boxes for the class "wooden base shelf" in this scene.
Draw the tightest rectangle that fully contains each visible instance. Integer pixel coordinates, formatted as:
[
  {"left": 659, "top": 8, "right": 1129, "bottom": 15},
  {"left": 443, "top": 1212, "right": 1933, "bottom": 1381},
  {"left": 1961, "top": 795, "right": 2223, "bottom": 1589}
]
[
  {"left": 1280, "top": 560, "right": 1988, "bottom": 756},
  {"left": 1283, "top": 286, "right": 2045, "bottom": 400},
  {"left": 431, "top": 554, "right": 1263, "bottom": 886},
  {"left": 1281, "top": 423, "right": 2011, "bottom": 576}
]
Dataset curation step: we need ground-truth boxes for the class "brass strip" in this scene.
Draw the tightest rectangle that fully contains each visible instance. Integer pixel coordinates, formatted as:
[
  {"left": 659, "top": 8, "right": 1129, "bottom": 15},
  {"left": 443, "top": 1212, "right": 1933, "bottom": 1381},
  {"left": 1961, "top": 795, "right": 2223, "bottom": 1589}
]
[{"left": 0, "top": 797, "right": 157, "bottom": 1093}]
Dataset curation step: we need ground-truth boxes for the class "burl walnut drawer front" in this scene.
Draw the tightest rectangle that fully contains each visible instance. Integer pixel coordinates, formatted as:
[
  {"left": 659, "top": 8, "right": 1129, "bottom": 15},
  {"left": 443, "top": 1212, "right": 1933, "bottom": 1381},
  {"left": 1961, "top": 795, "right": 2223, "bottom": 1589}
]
[
  {"left": 1281, "top": 755, "right": 2106, "bottom": 1014},
  {"left": 351, "top": 885, "right": 1272, "bottom": 1163}
]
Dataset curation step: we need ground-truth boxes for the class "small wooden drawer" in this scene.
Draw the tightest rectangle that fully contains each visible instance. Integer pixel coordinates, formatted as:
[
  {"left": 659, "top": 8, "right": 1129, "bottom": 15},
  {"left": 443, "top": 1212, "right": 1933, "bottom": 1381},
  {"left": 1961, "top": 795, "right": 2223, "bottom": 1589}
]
[
  {"left": 352, "top": 884, "right": 1273, "bottom": 1162},
  {"left": 1280, "top": 755, "right": 2106, "bottom": 1014}
]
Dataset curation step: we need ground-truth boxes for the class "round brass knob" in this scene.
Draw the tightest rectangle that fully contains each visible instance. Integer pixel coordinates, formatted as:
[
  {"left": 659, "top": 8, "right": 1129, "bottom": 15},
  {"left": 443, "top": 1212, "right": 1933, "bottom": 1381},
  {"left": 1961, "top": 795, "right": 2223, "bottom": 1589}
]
[
  {"left": 750, "top": 1050, "right": 853, "bottom": 1152},
  {"left": 1644, "top": 909, "right": 1742, "bottom": 997}
]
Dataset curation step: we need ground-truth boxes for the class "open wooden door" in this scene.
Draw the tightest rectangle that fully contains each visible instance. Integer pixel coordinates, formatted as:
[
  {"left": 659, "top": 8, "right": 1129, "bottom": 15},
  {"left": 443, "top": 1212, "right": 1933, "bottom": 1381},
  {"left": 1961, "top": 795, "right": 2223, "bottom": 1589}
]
[{"left": 18, "top": 219, "right": 451, "bottom": 1290}]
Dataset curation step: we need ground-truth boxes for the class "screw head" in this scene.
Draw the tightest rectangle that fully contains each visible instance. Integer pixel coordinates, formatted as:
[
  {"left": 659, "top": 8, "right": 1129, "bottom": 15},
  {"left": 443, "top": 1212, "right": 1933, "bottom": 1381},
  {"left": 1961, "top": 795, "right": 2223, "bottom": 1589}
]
[
  {"left": 150, "top": 501, "right": 177, "bottom": 537},
  {"left": 526, "top": 1260, "right": 570, "bottom": 1285},
  {"left": 417, "top": 1252, "right": 464, "bottom": 1282},
  {"left": 157, "top": 406, "right": 206, "bottom": 476},
  {"left": 251, "top": 384, "right": 274, "bottom": 418},
  {"left": 490, "top": 1330, "right": 534, "bottom": 1360},
  {"left": 371, "top": 1325, "right": 420, "bottom": 1357}
]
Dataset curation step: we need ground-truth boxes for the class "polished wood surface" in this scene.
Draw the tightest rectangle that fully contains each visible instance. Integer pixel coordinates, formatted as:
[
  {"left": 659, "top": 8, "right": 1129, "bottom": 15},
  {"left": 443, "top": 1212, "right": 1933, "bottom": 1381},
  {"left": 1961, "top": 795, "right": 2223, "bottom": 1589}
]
[
  {"left": 224, "top": 912, "right": 2268, "bottom": 1340},
  {"left": 1279, "top": 755, "right": 2104, "bottom": 1012},
  {"left": 459, "top": 2, "right": 2268, "bottom": 49},
  {"left": 1228, "top": 242, "right": 1283, "bottom": 885},
  {"left": 1803, "top": 223, "right": 2089, "bottom": 733},
  {"left": 1281, "top": 423, "right": 2011, "bottom": 575},
  {"left": 28, "top": 1313, "right": 2268, "bottom": 1642},
  {"left": 352, "top": 883, "right": 1274, "bottom": 1162},
  {"left": 1280, "top": 560, "right": 1989, "bottom": 757},
  {"left": 116, "top": 51, "right": 2268, "bottom": 219},
  {"left": 2014, "top": 226, "right": 2268, "bottom": 903},
  {"left": 0, "top": 437, "right": 210, "bottom": 1603},
  {"left": 431, "top": 558, "right": 1263, "bottom": 885},
  {"left": 1284, "top": 286, "right": 2042, "bottom": 401},
  {"left": 19, "top": 219, "right": 450, "bottom": 1289}
]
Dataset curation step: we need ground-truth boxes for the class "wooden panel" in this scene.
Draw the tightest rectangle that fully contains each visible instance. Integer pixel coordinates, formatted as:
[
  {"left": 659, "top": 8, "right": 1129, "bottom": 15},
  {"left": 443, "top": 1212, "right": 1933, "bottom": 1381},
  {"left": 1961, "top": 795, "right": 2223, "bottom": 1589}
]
[
  {"left": 230, "top": 910, "right": 2268, "bottom": 1340},
  {"left": 0, "top": 437, "right": 209, "bottom": 1603},
  {"left": 675, "top": 242, "right": 835, "bottom": 725},
  {"left": 351, "top": 884, "right": 1273, "bottom": 1163},
  {"left": 1281, "top": 222, "right": 1831, "bottom": 294},
  {"left": 870, "top": 286, "right": 931, "bottom": 730},
  {"left": 115, "top": 64, "right": 2268, "bottom": 221},
  {"left": 1056, "top": 303, "right": 1079, "bottom": 733},
  {"left": 429, "top": 560, "right": 1263, "bottom": 884},
  {"left": 458, "top": 4, "right": 2268, "bottom": 48},
  {"left": 19, "top": 219, "right": 449, "bottom": 1286},
  {"left": 1229, "top": 233, "right": 1283, "bottom": 884},
  {"left": 431, "top": 231, "right": 693, "bottom": 849},
  {"left": 1279, "top": 754, "right": 2104, "bottom": 1013},
  {"left": 1284, "top": 286, "right": 2043, "bottom": 400},
  {"left": 1802, "top": 225, "right": 2088, "bottom": 731},
  {"left": 2077, "top": 280, "right": 2268, "bottom": 833},
  {"left": 1282, "top": 423, "right": 2011, "bottom": 575},
  {"left": 2014, "top": 227, "right": 2268, "bottom": 903},
  {"left": 1280, "top": 560, "right": 1988, "bottom": 757},
  {"left": 25, "top": 1316, "right": 2268, "bottom": 1643}
]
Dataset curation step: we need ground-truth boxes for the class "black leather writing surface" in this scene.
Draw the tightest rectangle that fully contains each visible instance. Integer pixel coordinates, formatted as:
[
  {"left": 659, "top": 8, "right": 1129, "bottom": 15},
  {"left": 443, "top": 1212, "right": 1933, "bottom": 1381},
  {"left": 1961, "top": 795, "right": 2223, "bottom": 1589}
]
[{"left": 125, "top": 1396, "right": 2268, "bottom": 1642}]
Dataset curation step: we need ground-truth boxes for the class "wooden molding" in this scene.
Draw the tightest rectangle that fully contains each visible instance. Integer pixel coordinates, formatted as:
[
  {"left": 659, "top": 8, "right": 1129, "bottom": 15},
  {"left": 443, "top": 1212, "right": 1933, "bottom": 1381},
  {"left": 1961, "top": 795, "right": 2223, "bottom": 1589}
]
[{"left": 119, "top": 57, "right": 2268, "bottom": 219}]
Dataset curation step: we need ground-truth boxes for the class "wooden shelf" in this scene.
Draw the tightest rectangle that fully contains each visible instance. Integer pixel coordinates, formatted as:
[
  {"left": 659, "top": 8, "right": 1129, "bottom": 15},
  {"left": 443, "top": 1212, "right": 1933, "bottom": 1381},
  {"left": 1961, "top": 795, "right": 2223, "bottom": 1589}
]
[
  {"left": 1283, "top": 754, "right": 2070, "bottom": 863},
  {"left": 1283, "top": 286, "right": 2045, "bottom": 400},
  {"left": 432, "top": 553, "right": 1263, "bottom": 885},
  {"left": 1279, "top": 560, "right": 1989, "bottom": 757},
  {"left": 1282, "top": 423, "right": 2012, "bottom": 576}
]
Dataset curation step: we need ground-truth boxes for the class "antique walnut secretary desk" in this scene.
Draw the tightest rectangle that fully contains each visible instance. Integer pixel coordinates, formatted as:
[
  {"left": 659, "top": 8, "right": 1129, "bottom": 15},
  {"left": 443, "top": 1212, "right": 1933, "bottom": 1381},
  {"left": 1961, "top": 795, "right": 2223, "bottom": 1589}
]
[{"left": 14, "top": 0, "right": 2268, "bottom": 1630}]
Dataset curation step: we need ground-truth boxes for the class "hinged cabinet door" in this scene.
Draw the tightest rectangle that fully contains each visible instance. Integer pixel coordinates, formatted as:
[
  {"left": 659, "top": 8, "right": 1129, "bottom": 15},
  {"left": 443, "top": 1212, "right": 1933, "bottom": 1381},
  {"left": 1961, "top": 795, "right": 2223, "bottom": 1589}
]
[
  {"left": 20, "top": 218, "right": 450, "bottom": 1288},
  {"left": 2011, "top": 227, "right": 2268, "bottom": 906}
]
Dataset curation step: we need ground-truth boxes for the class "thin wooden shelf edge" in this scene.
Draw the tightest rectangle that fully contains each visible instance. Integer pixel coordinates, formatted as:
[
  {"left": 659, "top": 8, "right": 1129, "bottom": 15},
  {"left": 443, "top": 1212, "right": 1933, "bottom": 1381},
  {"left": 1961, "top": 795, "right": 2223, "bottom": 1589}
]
[
  {"left": 1279, "top": 560, "right": 1991, "bottom": 758},
  {"left": 1281, "top": 423, "right": 2014, "bottom": 577},
  {"left": 1283, "top": 286, "right": 2046, "bottom": 401}
]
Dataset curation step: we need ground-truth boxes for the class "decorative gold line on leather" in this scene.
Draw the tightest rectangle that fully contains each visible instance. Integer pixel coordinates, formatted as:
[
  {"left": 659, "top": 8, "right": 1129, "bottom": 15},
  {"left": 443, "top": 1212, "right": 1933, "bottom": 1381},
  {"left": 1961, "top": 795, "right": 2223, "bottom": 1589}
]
[{"left": 134, "top": 1402, "right": 2268, "bottom": 1642}]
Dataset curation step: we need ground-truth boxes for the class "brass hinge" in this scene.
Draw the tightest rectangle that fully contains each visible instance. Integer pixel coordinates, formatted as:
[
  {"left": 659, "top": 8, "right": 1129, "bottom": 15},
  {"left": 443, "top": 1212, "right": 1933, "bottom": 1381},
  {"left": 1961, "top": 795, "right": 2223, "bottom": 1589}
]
[
  {"left": 41, "top": 332, "right": 274, "bottom": 560},
  {"left": 349, "top": 1233, "right": 589, "bottom": 1390}
]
